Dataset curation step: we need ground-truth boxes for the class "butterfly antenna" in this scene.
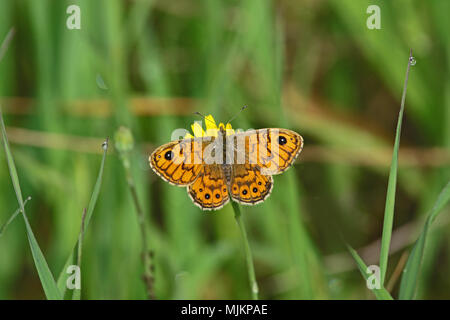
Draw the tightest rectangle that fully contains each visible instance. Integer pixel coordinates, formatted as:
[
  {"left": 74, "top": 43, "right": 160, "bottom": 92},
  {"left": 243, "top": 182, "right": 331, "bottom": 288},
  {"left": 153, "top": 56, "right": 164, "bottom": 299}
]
[
  {"left": 226, "top": 105, "right": 247, "bottom": 124},
  {"left": 193, "top": 111, "right": 217, "bottom": 126}
]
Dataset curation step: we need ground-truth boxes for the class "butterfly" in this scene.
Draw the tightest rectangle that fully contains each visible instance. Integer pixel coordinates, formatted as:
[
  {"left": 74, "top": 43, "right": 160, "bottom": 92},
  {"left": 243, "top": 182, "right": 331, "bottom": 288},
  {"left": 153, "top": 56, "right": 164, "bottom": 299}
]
[{"left": 149, "top": 115, "right": 303, "bottom": 211}]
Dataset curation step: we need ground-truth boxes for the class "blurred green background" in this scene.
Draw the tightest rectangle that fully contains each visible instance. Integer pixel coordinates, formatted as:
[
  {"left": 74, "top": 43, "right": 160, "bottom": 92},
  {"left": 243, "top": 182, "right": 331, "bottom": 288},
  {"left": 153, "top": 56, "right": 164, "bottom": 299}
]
[{"left": 0, "top": 0, "right": 449, "bottom": 299}]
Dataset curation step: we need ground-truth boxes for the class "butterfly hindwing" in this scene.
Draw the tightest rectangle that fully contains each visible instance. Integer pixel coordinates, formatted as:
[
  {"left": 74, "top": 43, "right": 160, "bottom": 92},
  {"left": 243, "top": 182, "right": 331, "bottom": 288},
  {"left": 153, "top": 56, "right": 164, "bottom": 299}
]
[
  {"left": 188, "top": 165, "right": 230, "bottom": 210},
  {"left": 230, "top": 164, "right": 273, "bottom": 205}
]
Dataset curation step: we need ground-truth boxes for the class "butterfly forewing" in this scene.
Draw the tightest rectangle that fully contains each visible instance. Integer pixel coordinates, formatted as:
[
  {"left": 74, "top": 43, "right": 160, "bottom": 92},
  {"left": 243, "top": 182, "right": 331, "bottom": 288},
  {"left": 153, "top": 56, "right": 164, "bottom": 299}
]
[
  {"left": 230, "top": 128, "right": 303, "bottom": 174},
  {"left": 149, "top": 138, "right": 208, "bottom": 185}
]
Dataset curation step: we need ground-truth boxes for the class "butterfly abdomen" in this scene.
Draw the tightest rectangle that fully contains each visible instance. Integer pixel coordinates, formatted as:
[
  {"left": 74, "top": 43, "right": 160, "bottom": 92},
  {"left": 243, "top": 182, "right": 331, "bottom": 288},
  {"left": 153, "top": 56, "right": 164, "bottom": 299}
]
[
  {"left": 222, "top": 164, "right": 232, "bottom": 184},
  {"left": 219, "top": 127, "right": 233, "bottom": 185}
]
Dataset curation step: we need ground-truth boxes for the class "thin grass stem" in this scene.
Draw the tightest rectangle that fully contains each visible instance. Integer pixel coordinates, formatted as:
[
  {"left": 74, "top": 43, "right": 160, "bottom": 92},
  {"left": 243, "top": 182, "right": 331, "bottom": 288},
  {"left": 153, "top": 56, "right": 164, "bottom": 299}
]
[
  {"left": 114, "top": 127, "right": 155, "bottom": 299},
  {"left": 125, "top": 164, "right": 155, "bottom": 299},
  {"left": 0, "top": 196, "right": 31, "bottom": 236},
  {"left": 231, "top": 200, "right": 259, "bottom": 300}
]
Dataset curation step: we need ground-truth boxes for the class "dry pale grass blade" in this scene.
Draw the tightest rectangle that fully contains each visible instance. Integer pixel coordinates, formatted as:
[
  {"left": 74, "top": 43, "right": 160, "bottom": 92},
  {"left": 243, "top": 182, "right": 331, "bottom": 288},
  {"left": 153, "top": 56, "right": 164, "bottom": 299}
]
[
  {"left": 4, "top": 126, "right": 450, "bottom": 167},
  {"left": 0, "top": 97, "right": 200, "bottom": 117}
]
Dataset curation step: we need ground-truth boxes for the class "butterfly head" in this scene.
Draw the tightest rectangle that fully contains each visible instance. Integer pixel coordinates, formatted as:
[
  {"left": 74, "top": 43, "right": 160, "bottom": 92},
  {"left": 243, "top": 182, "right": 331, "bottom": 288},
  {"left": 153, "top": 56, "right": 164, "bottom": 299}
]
[
  {"left": 188, "top": 106, "right": 247, "bottom": 139},
  {"left": 187, "top": 113, "right": 235, "bottom": 139}
]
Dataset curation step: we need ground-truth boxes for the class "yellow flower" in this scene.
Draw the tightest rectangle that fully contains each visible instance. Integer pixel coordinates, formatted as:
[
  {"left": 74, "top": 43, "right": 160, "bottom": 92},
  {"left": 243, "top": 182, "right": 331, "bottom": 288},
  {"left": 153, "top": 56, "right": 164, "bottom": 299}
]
[{"left": 184, "top": 114, "right": 235, "bottom": 139}]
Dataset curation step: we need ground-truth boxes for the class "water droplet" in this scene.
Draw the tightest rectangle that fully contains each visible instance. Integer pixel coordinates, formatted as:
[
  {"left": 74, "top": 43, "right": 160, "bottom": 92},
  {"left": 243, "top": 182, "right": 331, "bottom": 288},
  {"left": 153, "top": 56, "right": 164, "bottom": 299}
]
[
  {"left": 409, "top": 56, "right": 416, "bottom": 66},
  {"left": 102, "top": 140, "right": 108, "bottom": 150},
  {"left": 96, "top": 74, "right": 108, "bottom": 90},
  {"left": 252, "top": 283, "right": 259, "bottom": 294}
]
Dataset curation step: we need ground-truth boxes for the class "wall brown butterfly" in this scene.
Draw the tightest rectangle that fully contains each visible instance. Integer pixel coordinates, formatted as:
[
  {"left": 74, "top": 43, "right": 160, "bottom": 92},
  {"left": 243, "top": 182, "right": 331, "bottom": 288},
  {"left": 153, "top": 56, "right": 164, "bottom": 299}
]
[{"left": 149, "top": 116, "right": 303, "bottom": 210}]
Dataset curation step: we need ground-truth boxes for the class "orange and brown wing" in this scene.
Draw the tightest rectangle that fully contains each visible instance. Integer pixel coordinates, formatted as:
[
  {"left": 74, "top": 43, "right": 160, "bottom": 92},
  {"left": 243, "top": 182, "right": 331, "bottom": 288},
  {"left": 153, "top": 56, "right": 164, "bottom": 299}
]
[
  {"left": 232, "top": 128, "right": 303, "bottom": 175},
  {"left": 149, "top": 138, "right": 207, "bottom": 186},
  {"left": 188, "top": 165, "right": 229, "bottom": 210},
  {"left": 230, "top": 164, "right": 273, "bottom": 205}
]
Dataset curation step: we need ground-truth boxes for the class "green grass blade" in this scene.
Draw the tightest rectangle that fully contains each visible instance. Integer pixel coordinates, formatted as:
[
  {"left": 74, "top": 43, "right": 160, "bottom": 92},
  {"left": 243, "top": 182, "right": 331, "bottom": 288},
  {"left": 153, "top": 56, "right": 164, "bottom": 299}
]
[
  {"left": 71, "top": 208, "right": 87, "bottom": 300},
  {"left": 0, "top": 196, "right": 31, "bottom": 236},
  {"left": 0, "top": 109, "right": 62, "bottom": 300},
  {"left": 399, "top": 181, "right": 450, "bottom": 299},
  {"left": 0, "top": 27, "right": 15, "bottom": 63},
  {"left": 347, "top": 245, "right": 393, "bottom": 300},
  {"left": 379, "top": 50, "right": 414, "bottom": 285},
  {"left": 56, "top": 139, "right": 108, "bottom": 299}
]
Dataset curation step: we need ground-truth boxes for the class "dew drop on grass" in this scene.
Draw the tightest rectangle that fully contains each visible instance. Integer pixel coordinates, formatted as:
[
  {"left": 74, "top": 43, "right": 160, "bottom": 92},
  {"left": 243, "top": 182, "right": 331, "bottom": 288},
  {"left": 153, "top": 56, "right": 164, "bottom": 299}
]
[
  {"left": 102, "top": 140, "right": 108, "bottom": 150},
  {"left": 409, "top": 56, "right": 416, "bottom": 66}
]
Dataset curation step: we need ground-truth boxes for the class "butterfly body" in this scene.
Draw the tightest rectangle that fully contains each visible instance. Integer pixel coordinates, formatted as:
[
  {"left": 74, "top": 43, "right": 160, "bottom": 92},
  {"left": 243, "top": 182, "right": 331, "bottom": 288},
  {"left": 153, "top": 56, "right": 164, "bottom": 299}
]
[{"left": 150, "top": 125, "right": 303, "bottom": 211}]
